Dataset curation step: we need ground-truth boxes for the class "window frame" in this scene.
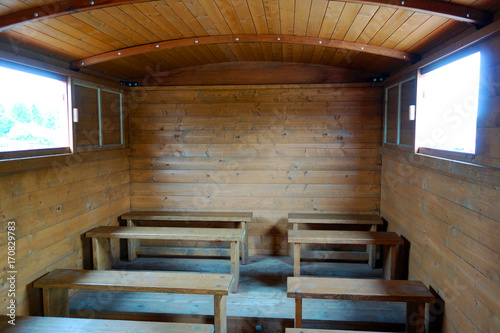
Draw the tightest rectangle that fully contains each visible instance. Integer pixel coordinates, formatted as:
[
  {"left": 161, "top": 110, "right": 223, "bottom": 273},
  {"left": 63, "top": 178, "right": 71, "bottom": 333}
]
[
  {"left": 72, "top": 80, "right": 124, "bottom": 152},
  {"left": 0, "top": 60, "right": 73, "bottom": 161},
  {"left": 383, "top": 76, "right": 416, "bottom": 147}
]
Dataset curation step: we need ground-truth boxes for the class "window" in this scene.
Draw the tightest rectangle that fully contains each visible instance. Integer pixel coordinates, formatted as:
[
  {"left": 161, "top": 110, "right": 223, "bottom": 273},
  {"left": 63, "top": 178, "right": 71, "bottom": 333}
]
[
  {"left": 384, "top": 77, "right": 416, "bottom": 147},
  {"left": 0, "top": 61, "right": 70, "bottom": 158},
  {"left": 415, "top": 51, "right": 481, "bottom": 154},
  {"left": 73, "top": 82, "right": 123, "bottom": 149}
]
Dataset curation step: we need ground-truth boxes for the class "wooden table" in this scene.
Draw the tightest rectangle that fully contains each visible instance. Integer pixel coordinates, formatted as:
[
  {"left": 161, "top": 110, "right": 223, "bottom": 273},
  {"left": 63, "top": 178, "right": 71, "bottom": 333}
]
[
  {"left": 86, "top": 226, "right": 244, "bottom": 292},
  {"left": 121, "top": 211, "right": 253, "bottom": 264},
  {"left": 287, "top": 277, "right": 435, "bottom": 333},
  {"left": 0, "top": 316, "right": 215, "bottom": 333},
  {"left": 288, "top": 213, "right": 384, "bottom": 267},
  {"left": 33, "top": 269, "right": 232, "bottom": 333},
  {"left": 288, "top": 230, "right": 403, "bottom": 279}
]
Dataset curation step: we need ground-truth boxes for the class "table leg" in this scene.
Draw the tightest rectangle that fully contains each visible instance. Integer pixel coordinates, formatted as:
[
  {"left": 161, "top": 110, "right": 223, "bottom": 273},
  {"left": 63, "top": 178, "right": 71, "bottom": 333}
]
[
  {"left": 407, "top": 302, "right": 425, "bottom": 333},
  {"left": 230, "top": 241, "right": 240, "bottom": 293},
  {"left": 126, "top": 219, "right": 138, "bottom": 261},
  {"left": 43, "top": 288, "right": 69, "bottom": 317},
  {"left": 240, "top": 221, "right": 248, "bottom": 265},
  {"left": 367, "top": 224, "right": 377, "bottom": 268},
  {"left": 92, "top": 237, "right": 112, "bottom": 270},
  {"left": 294, "top": 243, "right": 301, "bottom": 277},
  {"left": 214, "top": 295, "right": 227, "bottom": 333},
  {"left": 294, "top": 298, "right": 302, "bottom": 328}
]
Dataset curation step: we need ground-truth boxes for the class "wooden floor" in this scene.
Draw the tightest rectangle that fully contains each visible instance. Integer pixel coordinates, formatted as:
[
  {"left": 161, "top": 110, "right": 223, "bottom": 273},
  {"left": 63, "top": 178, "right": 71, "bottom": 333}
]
[{"left": 69, "top": 255, "right": 406, "bottom": 332}]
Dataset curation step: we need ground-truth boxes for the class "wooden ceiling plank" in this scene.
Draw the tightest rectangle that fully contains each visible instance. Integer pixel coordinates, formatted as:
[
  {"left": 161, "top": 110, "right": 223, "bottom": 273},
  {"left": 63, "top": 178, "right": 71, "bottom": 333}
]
[
  {"left": 331, "top": 3, "right": 363, "bottom": 40},
  {"left": 214, "top": 0, "right": 245, "bottom": 34},
  {"left": 247, "top": 0, "right": 269, "bottom": 34},
  {"left": 260, "top": 42, "right": 274, "bottom": 62},
  {"left": 230, "top": 0, "right": 257, "bottom": 34},
  {"left": 279, "top": 0, "right": 294, "bottom": 35},
  {"left": 71, "top": 34, "right": 417, "bottom": 70},
  {"left": 56, "top": 15, "right": 117, "bottom": 51},
  {"left": 41, "top": 18, "right": 109, "bottom": 54},
  {"left": 66, "top": 12, "right": 130, "bottom": 49},
  {"left": 307, "top": 0, "right": 329, "bottom": 36},
  {"left": 216, "top": 43, "right": 238, "bottom": 62},
  {"left": 368, "top": 8, "right": 414, "bottom": 46},
  {"left": 101, "top": 6, "right": 156, "bottom": 43},
  {"left": 344, "top": 4, "right": 379, "bottom": 42},
  {"left": 205, "top": 44, "right": 231, "bottom": 63},
  {"left": 381, "top": 12, "right": 430, "bottom": 49},
  {"left": 87, "top": 9, "right": 142, "bottom": 46},
  {"left": 356, "top": 6, "right": 397, "bottom": 44},
  {"left": 282, "top": 43, "right": 294, "bottom": 62},
  {"left": 133, "top": 3, "right": 183, "bottom": 39},
  {"left": 152, "top": 1, "right": 195, "bottom": 38},
  {"left": 263, "top": 0, "right": 281, "bottom": 34},
  {"left": 339, "top": 0, "right": 493, "bottom": 26},
  {"left": 271, "top": 43, "right": 283, "bottom": 62},
  {"left": 168, "top": 0, "right": 207, "bottom": 36},
  {"left": 294, "top": 0, "right": 312, "bottom": 36},
  {"left": 182, "top": 0, "right": 221, "bottom": 36},
  {"left": 292, "top": 44, "right": 304, "bottom": 62},
  {"left": 398, "top": 16, "right": 451, "bottom": 52},
  {"left": 119, "top": 3, "right": 173, "bottom": 40},
  {"left": 197, "top": 0, "right": 232, "bottom": 35},
  {"left": 314, "top": 1, "right": 344, "bottom": 65},
  {"left": 0, "top": 0, "right": 153, "bottom": 32}
]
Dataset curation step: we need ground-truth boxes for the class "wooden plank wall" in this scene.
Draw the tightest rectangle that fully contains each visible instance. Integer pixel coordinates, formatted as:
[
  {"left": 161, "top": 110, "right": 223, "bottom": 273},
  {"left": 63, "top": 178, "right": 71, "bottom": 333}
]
[
  {"left": 0, "top": 148, "right": 130, "bottom": 315},
  {"left": 129, "top": 84, "right": 382, "bottom": 255},
  {"left": 380, "top": 34, "right": 500, "bottom": 332}
]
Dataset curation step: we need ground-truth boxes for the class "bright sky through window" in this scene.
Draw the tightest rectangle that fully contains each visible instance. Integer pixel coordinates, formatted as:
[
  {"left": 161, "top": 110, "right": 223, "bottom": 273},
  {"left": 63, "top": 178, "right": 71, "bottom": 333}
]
[
  {"left": 415, "top": 52, "right": 481, "bottom": 154},
  {"left": 0, "top": 65, "right": 69, "bottom": 153}
]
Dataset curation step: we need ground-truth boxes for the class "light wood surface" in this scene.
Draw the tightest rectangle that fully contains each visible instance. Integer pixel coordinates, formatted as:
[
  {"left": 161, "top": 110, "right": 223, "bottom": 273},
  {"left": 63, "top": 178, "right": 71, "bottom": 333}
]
[
  {"left": 288, "top": 213, "right": 383, "bottom": 225},
  {"left": 86, "top": 226, "right": 244, "bottom": 242},
  {"left": 287, "top": 277, "right": 435, "bottom": 302},
  {"left": 288, "top": 277, "right": 435, "bottom": 332},
  {"left": 34, "top": 269, "right": 233, "bottom": 295},
  {"left": 0, "top": 316, "right": 214, "bottom": 333},
  {"left": 122, "top": 211, "right": 252, "bottom": 222},
  {"left": 86, "top": 226, "right": 243, "bottom": 292},
  {"left": 288, "top": 230, "right": 403, "bottom": 245},
  {"left": 286, "top": 329, "right": 388, "bottom": 333}
]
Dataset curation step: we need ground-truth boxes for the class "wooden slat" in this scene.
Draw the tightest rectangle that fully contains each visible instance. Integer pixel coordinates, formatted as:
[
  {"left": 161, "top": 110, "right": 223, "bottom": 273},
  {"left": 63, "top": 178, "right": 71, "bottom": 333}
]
[
  {"left": 288, "top": 213, "right": 383, "bottom": 225},
  {"left": 0, "top": 316, "right": 215, "bottom": 333},
  {"left": 288, "top": 230, "right": 403, "bottom": 245},
  {"left": 70, "top": 34, "right": 417, "bottom": 69},
  {"left": 86, "top": 226, "right": 244, "bottom": 242},
  {"left": 122, "top": 210, "right": 252, "bottom": 221},
  {"left": 287, "top": 277, "right": 435, "bottom": 303},
  {"left": 33, "top": 269, "right": 233, "bottom": 295}
]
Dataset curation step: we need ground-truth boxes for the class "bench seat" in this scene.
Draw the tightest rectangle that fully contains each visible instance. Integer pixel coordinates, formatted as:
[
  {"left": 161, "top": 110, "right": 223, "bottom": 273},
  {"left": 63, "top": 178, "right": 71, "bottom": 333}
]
[
  {"left": 121, "top": 211, "right": 252, "bottom": 264},
  {"left": 86, "top": 226, "right": 243, "bottom": 292},
  {"left": 33, "top": 269, "right": 232, "bottom": 333},
  {"left": 288, "top": 230, "right": 403, "bottom": 279},
  {"left": 287, "top": 277, "right": 435, "bottom": 333},
  {"left": 0, "top": 316, "right": 214, "bottom": 333}
]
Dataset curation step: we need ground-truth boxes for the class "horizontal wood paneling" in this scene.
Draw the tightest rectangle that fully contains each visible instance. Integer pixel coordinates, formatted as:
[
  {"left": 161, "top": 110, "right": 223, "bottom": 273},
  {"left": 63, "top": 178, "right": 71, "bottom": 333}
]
[
  {"left": 380, "top": 35, "right": 500, "bottom": 333},
  {"left": 130, "top": 84, "right": 382, "bottom": 255},
  {"left": 0, "top": 148, "right": 131, "bottom": 315}
]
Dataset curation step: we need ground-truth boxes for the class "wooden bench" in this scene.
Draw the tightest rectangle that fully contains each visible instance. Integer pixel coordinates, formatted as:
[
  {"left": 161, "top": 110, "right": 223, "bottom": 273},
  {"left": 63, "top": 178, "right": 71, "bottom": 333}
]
[
  {"left": 286, "top": 329, "right": 389, "bottom": 333},
  {"left": 121, "top": 211, "right": 252, "bottom": 264},
  {"left": 33, "top": 269, "right": 233, "bottom": 333},
  {"left": 0, "top": 315, "right": 214, "bottom": 332},
  {"left": 287, "top": 277, "right": 435, "bottom": 333},
  {"left": 288, "top": 213, "right": 384, "bottom": 268},
  {"left": 288, "top": 230, "right": 403, "bottom": 279},
  {"left": 86, "top": 226, "right": 243, "bottom": 292}
]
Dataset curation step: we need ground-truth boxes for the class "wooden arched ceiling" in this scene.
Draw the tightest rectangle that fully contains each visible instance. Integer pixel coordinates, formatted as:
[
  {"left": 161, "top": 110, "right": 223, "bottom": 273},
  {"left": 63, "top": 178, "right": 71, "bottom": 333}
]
[{"left": 0, "top": 0, "right": 498, "bottom": 83}]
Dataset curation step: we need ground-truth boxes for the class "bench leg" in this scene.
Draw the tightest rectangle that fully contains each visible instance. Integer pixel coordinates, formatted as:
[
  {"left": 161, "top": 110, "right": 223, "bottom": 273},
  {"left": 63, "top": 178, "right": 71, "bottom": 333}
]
[
  {"left": 230, "top": 241, "right": 240, "bottom": 293},
  {"left": 383, "top": 245, "right": 398, "bottom": 280},
  {"left": 293, "top": 243, "right": 301, "bottom": 277},
  {"left": 294, "top": 298, "right": 302, "bottom": 328},
  {"left": 43, "top": 288, "right": 69, "bottom": 317},
  {"left": 92, "top": 237, "right": 113, "bottom": 270},
  {"left": 241, "top": 221, "right": 248, "bottom": 265},
  {"left": 214, "top": 295, "right": 227, "bottom": 333},
  {"left": 407, "top": 302, "right": 426, "bottom": 333},
  {"left": 127, "top": 219, "right": 138, "bottom": 261},
  {"left": 367, "top": 224, "right": 377, "bottom": 268}
]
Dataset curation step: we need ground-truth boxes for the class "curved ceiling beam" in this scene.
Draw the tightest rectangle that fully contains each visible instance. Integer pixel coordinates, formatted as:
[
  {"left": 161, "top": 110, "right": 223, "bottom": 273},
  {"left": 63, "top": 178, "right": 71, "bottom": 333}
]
[
  {"left": 70, "top": 34, "right": 418, "bottom": 70},
  {"left": 340, "top": 0, "right": 492, "bottom": 26},
  {"left": 0, "top": 0, "right": 152, "bottom": 32}
]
